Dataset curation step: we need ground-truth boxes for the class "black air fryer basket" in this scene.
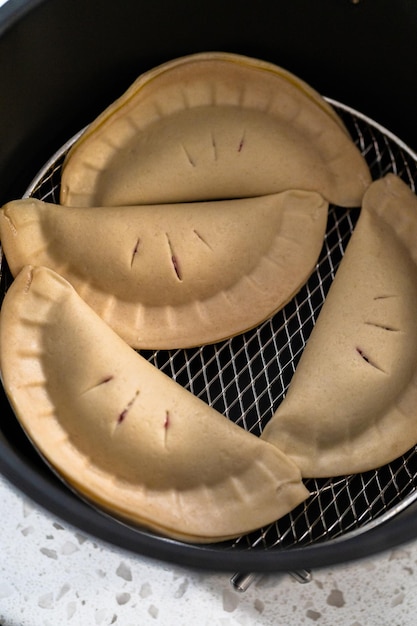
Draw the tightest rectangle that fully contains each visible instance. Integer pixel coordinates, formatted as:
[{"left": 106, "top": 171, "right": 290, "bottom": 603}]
[{"left": 1, "top": 0, "right": 417, "bottom": 573}]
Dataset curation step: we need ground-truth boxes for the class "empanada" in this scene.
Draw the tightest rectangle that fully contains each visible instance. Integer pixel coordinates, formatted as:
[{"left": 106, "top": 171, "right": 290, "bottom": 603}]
[
  {"left": 262, "top": 174, "right": 417, "bottom": 477},
  {"left": 0, "top": 265, "right": 309, "bottom": 542},
  {"left": 60, "top": 52, "right": 371, "bottom": 208},
  {"left": 0, "top": 190, "right": 328, "bottom": 349}
]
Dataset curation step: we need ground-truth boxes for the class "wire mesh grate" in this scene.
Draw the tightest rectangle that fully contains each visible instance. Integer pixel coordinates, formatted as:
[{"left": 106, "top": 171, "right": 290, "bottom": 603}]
[{"left": 4, "top": 100, "right": 417, "bottom": 553}]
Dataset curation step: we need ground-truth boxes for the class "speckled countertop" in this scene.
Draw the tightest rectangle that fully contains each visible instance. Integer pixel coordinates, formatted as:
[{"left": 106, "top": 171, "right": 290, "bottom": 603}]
[{"left": 1, "top": 472, "right": 417, "bottom": 626}]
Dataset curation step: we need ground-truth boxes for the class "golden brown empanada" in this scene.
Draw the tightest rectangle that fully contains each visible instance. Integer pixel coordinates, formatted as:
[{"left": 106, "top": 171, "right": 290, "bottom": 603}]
[
  {"left": 0, "top": 190, "right": 328, "bottom": 349},
  {"left": 60, "top": 52, "right": 371, "bottom": 208},
  {"left": 0, "top": 265, "right": 309, "bottom": 542},
  {"left": 262, "top": 174, "right": 417, "bottom": 477}
]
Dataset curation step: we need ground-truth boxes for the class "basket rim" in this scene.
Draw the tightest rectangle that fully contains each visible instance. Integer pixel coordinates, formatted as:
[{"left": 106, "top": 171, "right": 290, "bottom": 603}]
[
  {"left": 2, "top": 98, "right": 417, "bottom": 572},
  {"left": 1, "top": 433, "right": 416, "bottom": 572}
]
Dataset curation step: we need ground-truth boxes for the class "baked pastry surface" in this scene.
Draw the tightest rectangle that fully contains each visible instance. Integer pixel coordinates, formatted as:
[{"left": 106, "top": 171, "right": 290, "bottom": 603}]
[
  {"left": 60, "top": 52, "right": 371, "bottom": 209},
  {"left": 0, "top": 191, "right": 328, "bottom": 349},
  {"left": 262, "top": 174, "right": 417, "bottom": 477},
  {"left": 0, "top": 265, "right": 309, "bottom": 542}
]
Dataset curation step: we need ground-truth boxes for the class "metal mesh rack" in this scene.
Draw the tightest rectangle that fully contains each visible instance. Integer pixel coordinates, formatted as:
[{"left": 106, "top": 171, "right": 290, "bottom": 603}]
[{"left": 4, "top": 99, "right": 417, "bottom": 555}]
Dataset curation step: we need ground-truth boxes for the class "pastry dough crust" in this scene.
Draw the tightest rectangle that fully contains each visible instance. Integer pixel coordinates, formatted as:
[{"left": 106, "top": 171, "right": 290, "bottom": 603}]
[
  {"left": 0, "top": 266, "right": 309, "bottom": 542},
  {"left": 0, "top": 191, "right": 328, "bottom": 349},
  {"left": 262, "top": 174, "right": 417, "bottom": 477},
  {"left": 60, "top": 52, "right": 371, "bottom": 208}
]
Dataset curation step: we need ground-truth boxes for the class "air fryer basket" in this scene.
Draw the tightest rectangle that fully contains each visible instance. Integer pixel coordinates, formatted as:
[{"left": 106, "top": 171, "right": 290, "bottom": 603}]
[{"left": 2, "top": 0, "right": 417, "bottom": 573}]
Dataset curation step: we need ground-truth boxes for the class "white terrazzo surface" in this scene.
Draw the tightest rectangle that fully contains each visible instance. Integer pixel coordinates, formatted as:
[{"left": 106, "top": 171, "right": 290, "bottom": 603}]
[{"left": 1, "top": 473, "right": 417, "bottom": 626}]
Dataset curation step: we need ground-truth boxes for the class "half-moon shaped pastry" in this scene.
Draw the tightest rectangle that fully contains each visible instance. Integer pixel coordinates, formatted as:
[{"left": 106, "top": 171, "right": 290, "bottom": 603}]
[
  {"left": 262, "top": 174, "right": 417, "bottom": 477},
  {"left": 60, "top": 52, "right": 371, "bottom": 208},
  {"left": 0, "top": 190, "right": 328, "bottom": 349},
  {"left": 0, "top": 265, "right": 309, "bottom": 542}
]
